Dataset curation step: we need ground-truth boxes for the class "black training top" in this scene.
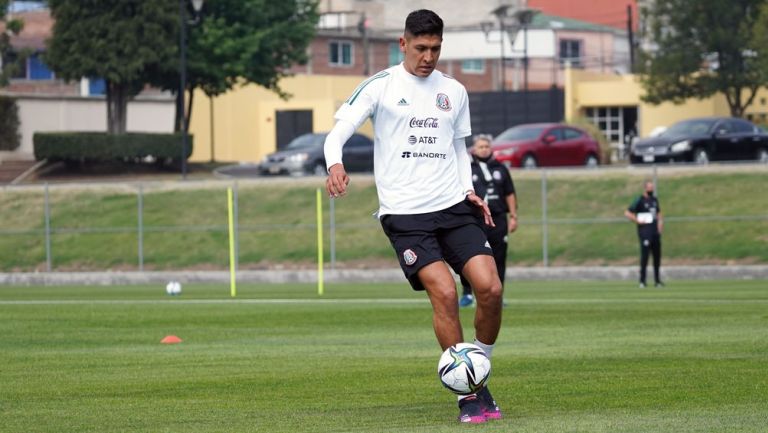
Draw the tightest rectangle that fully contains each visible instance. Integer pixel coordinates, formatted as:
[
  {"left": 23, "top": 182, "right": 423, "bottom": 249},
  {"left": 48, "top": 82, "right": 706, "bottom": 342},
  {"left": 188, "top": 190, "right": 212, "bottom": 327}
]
[
  {"left": 470, "top": 156, "right": 516, "bottom": 216},
  {"left": 628, "top": 194, "right": 661, "bottom": 237}
]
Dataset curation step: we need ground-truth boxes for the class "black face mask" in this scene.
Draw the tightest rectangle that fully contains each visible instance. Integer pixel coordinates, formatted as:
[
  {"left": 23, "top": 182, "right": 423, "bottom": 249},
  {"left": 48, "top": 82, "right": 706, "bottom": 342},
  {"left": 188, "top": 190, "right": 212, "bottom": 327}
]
[
  {"left": 646, "top": 191, "right": 654, "bottom": 197},
  {"left": 475, "top": 154, "right": 492, "bottom": 162}
]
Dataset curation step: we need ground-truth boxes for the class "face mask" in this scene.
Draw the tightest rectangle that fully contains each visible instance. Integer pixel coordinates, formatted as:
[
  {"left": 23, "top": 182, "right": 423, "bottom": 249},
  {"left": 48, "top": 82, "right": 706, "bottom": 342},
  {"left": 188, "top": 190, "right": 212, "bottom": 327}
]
[
  {"left": 646, "top": 191, "right": 654, "bottom": 197},
  {"left": 475, "top": 154, "right": 492, "bottom": 162}
]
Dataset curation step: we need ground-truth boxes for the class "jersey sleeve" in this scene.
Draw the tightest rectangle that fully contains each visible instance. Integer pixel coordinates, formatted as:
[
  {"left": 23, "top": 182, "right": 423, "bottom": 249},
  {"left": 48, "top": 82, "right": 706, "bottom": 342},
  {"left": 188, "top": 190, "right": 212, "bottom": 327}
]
[
  {"left": 628, "top": 197, "right": 641, "bottom": 213},
  {"left": 334, "top": 72, "right": 388, "bottom": 129},
  {"left": 453, "top": 87, "right": 472, "bottom": 140},
  {"left": 502, "top": 170, "right": 516, "bottom": 196}
]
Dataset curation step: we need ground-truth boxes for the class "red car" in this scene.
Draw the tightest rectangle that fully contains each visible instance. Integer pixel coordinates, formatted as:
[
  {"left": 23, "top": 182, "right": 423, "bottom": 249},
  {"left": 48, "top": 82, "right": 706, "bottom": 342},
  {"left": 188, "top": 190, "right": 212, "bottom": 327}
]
[{"left": 492, "top": 123, "right": 601, "bottom": 168}]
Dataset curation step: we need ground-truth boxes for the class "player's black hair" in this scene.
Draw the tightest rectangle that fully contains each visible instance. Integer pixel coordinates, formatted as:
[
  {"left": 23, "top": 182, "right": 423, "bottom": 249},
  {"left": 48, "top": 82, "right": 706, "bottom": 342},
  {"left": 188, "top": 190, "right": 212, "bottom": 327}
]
[{"left": 404, "top": 9, "right": 443, "bottom": 38}]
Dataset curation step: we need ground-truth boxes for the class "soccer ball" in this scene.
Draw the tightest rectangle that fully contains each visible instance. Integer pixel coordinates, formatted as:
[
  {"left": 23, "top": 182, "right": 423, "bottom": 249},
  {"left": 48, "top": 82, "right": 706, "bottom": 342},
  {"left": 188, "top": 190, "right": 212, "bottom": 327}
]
[
  {"left": 437, "top": 342, "right": 491, "bottom": 395},
  {"left": 165, "top": 281, "right": 182, "bottom": 296}
]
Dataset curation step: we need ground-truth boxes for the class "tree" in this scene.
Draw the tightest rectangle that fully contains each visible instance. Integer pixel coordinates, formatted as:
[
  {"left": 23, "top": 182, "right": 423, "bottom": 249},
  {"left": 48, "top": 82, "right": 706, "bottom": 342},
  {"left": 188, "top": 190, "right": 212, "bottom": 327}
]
[
  {"left": 0, "top": 0, "right": 26, "bottom": 86},
  {"left": 637, "top": 0, "right": 767, "bottom": 117},
  {"left": 44, "top": 1, "right": 179, "bottom": 134},
  {"left": 158, "top": 0, "right": 319, "bottom": 132}
]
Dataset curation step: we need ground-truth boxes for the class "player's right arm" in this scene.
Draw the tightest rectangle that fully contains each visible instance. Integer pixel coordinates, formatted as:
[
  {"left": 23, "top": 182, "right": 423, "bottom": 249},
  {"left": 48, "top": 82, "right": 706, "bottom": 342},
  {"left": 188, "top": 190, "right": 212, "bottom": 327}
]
[
  {"left": 624, "top": 198, "right": 639, "bottom": 223},
  {"left": 324, "top": 70, "right": 387, "bottom": 198},
  {"left": 324, "top": 120, "right": 355, "bottom": 197}
]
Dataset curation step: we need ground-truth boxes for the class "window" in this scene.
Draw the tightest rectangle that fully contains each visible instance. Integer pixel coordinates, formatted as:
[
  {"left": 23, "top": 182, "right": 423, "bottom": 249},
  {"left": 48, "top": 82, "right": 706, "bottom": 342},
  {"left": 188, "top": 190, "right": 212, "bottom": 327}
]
[
  {"left": 559, "top": 39, "right": 582, "bottom": 68},
  {"left": 563, "top": 128, "right": 583, "bottom": 140},
  {"left": 28, "top": 54, "right": 54, "bottom": 80},
  {"left": 585, "top": 106, "right": 623, "bottom": 143},
  {"left": 388, "top": 42, "right": 403, "bottom": 66},
  {"left": 329, "top": 41, "right": 353, "bottom": 66},
  {"left": 461, "top": 59, "right": 485, "bottom": 74}
]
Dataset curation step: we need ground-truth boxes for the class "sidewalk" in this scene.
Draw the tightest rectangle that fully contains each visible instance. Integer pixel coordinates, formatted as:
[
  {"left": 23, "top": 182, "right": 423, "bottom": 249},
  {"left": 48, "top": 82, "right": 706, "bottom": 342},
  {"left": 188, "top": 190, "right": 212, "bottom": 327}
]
[{"left": 2, "top": 265, "right": 767, "bottom": 286}]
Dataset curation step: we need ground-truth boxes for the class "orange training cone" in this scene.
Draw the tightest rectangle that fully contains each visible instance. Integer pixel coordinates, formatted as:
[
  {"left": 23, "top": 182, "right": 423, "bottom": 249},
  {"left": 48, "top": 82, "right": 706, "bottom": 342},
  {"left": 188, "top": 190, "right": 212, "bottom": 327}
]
[{"left": 161, "top": 335, "right": 182, "bottom": 344}]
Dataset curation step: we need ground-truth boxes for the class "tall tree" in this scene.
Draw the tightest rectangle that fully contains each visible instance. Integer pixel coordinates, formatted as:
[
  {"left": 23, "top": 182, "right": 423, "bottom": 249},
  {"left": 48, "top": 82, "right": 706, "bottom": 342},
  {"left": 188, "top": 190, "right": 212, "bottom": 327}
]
[
  {"left": 44, "top": 1, "right": 178, "bottom": 134},
  {"left": 637, "top": 0, "right": 767, "bottom": 117},
  {"left": 159, "top": 0, "right": 319, "bottom": 132},
  {"left": 0, "top": 0, "right": 25, "bottom": 86}
]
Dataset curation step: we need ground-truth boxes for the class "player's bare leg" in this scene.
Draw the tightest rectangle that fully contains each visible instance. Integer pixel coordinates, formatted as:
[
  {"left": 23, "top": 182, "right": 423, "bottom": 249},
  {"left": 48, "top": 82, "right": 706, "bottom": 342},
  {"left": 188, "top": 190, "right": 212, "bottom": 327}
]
[
  {"left": 461, "top": 254, "right": 503, "bottom": 420},
  {"left": 419, "top": 261, "right": 463, "bottom": 350},
  {"left": 462, "top": 255, "right": 503, "bottom": 344}
]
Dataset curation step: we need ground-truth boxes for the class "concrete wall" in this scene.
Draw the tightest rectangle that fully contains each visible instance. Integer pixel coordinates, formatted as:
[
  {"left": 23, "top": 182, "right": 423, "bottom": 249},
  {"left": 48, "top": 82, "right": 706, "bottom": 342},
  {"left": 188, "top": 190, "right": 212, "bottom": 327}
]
[
  {"left": 188, "top": 74, "right": 374, "bottom": 163},
  {"left": 10, "top": 95, "right": 174, "bottom": 159}
]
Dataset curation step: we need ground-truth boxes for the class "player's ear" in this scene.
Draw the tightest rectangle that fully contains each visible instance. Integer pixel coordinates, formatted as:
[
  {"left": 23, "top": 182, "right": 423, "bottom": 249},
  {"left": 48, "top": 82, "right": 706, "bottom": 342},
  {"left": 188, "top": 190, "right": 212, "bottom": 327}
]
[{"left": 399, "top": 36, "right": 407, "bottom": 52}]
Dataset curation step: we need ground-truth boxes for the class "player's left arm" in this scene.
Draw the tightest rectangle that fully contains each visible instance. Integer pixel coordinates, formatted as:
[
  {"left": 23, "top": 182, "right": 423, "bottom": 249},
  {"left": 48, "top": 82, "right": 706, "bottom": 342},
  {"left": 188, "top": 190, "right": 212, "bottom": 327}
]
[
  {"left": 506, "top": 193, "right": 518, "bottom": 233},
  {"left": 657, "top": 210, "right": 663, "bottom": 234}
]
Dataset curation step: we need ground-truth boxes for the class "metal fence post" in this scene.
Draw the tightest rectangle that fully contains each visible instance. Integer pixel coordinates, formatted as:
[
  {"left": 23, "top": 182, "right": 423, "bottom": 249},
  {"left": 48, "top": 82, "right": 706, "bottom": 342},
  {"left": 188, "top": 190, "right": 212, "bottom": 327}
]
[
  {"left": 330, "top": 197, "right": 336, "bottom": 270},
  {"left": 541, "top": 170, "right": 549, "bottom": 267},
  {"left": 137, "top": 183, "right": 144, "bottom": 271},
  {"left": 234, "top": 181, "right": 239, "bottom": 274},
  {"left": 44, "top": 182, "right": 52, "bottom": 272},
  {"left": 652, "top": 164, "right": 658, "bottom": 193}
]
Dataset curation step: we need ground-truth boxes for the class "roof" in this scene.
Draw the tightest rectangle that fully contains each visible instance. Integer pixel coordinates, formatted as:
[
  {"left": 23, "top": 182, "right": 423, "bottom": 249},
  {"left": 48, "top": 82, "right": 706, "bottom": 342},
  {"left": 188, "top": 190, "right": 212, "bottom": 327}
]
[
  {"left": 0, "top": 9, "right": 51, "bottom": 51},
  {"left": 530, "top": 13, "right": 621, "bottom": 34}
]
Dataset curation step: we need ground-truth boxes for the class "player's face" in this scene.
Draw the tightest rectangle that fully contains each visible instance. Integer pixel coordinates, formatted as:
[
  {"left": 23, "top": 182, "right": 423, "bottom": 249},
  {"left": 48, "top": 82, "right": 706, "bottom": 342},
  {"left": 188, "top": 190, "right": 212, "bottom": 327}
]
[
  {"left": 645, "top": 182, "right": 654, "bottom": 195},
  {"left": 473, "top": 139, "right": 492, "bottom": 158},
  {"left": 400, "top": 33, "right": 442, "bottom": 77}
]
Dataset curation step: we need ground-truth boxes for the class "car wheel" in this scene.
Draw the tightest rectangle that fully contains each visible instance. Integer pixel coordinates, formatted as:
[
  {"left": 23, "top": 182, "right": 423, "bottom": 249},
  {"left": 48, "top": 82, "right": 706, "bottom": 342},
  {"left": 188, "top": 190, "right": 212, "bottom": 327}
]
[
  {"left": 693, "top": 147, "right": 710, "bottom": 164},
  {"left": 757, "top": 147, "right": 768, "bottom": 163},
  {"left": 584, "top": 154, "right": 599, "bottom": 168},
  {"left": 312, "top": 162, "right": 327, "bottom": 176},
  {"left": 522, "top": 154, "right": 537, "bottom": 169}
]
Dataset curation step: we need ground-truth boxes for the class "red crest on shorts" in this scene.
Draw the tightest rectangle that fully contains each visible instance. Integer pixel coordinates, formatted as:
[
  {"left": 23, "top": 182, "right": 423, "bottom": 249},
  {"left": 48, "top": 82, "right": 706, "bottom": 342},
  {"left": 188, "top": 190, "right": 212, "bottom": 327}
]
[{"left": 403, "top": 249, "right": 418, "bottom": 266}]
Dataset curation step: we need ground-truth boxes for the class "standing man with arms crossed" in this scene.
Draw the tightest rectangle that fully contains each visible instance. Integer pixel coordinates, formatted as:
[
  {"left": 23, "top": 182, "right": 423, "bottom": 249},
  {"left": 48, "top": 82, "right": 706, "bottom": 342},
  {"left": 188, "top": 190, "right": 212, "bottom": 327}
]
[
  {"left": 459, "top": 134, "right": 518, "bottom": 307},
  {"left": 624, "top": 180, "right": 664, "bottom": 287},
  {"left": 324, "top": 10, "right": 504, "bottom": 424}
]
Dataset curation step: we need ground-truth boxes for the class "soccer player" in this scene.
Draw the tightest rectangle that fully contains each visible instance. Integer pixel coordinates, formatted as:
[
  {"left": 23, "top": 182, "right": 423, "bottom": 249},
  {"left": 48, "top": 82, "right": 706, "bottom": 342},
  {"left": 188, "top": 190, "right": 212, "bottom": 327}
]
[
  {"left": 624, "top": 180, "right": 664, "bottom": 287},
  {"left": 323, "top": 9, "right": 503, "bottom": 424},
  {"left": 459, "top": 135, "right": 517, "bottom": 308}
]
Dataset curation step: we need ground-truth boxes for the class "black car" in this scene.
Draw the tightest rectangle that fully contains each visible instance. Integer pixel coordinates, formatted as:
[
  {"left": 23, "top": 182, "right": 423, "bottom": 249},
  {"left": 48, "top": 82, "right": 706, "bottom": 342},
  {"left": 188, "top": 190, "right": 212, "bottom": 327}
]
[
  {"left": 630, "top": 117, "right": 768, "bottom": 164},
  {"left": 259, "top": 133, "right": 374, "bottom": 176}
]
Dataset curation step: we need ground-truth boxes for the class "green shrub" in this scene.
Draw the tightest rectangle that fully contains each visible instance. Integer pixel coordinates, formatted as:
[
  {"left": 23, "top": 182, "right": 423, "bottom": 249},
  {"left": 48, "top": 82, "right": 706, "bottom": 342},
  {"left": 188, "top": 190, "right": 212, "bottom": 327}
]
[
  {"left": 33, "top": 132, "right": 193, "bottom": 163},
  {"left": 567, "top": 117, "right": 611, "bottom": 164},
  {"left": 0, "top": 96, "right": 21, "bottom": 151}
]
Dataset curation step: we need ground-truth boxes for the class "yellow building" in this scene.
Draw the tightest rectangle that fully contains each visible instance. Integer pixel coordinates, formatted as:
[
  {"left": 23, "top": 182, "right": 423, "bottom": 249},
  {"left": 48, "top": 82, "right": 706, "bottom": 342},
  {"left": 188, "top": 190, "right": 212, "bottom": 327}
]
[
  {"left": 187, "top": 74, "right": 372, "bottom": 163},
  {"left": 564, "top": 68, "right": 768, "bottom": 147}
]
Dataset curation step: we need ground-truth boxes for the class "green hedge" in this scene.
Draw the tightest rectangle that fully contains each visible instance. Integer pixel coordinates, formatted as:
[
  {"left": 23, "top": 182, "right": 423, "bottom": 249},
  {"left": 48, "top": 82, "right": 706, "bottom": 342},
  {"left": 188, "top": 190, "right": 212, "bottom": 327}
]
[
  {"left": 33, "top": 132, "right": 193, "bottom": 162},
  {"left": 0, "top": 96, "right": 21, "bottom": 151}
]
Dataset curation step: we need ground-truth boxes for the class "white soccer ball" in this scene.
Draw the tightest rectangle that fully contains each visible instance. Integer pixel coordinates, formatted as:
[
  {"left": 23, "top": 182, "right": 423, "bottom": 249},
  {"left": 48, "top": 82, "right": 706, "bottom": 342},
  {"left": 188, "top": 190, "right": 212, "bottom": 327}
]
[
  {"left": 437, "top": 342, "right": 491, "bottom": 395},
  {"left": 165, "top": 281, "right": 182, "bottom": 296}
]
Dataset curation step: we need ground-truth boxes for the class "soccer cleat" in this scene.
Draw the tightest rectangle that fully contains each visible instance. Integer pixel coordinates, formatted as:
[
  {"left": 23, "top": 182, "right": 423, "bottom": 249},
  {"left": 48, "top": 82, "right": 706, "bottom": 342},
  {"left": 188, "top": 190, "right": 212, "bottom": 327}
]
[
  {"left": 639, "top": 282, "right": 646, "bottom": 288},
  {"left": 655, "top": 281, "right": 665, "bottom": 288},
  {"left": 459, "top": 294, "right": 475, "bottom": 307},
  {"left": 476, "top": 386, "right": 502, "bottom": 420},
  {"left": 458, "top": 395, "right": 486, "bottom": 423}
]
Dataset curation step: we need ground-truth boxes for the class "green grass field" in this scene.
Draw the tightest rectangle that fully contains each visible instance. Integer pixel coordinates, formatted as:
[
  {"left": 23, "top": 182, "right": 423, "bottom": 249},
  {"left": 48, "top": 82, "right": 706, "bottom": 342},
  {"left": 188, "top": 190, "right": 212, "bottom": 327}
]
[
  {"left": 1, "top": 167, "right": 767, "bottom": 271},
  {"left": 1, "top": 280, "right": 766, "bottom": 432}
]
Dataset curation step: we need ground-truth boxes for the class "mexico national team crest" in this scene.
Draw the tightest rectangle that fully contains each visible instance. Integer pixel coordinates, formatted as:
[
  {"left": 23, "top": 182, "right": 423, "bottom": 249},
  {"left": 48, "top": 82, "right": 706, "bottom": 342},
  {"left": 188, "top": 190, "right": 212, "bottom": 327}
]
[
  {"left": 436, "top": 93, "right": 452, "bottom": 111},
  {"left": 403, "top": 248, "right": 418, "bottom": 266}
]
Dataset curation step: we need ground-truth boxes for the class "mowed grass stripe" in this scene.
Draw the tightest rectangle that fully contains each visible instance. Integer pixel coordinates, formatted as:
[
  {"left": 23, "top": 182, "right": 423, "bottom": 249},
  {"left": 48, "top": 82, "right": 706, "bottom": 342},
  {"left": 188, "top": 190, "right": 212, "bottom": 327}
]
[{"left": 0, "top": 280, "right": 766, "bottom": 433}]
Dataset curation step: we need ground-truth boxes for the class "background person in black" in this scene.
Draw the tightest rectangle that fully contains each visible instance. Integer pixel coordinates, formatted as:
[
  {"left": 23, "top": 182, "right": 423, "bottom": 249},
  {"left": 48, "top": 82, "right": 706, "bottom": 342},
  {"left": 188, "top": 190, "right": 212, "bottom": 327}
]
[
  {"left": 625, "top": 180, "right": 664, "bottom": 287},
  {"left": 459, "top": 135, "right": 517, "bottom": 307}
]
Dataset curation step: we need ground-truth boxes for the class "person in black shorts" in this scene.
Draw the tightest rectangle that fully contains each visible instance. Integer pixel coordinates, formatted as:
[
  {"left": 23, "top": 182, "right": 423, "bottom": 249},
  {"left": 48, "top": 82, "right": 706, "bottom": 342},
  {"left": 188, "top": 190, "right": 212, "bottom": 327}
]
[
  {"left": 459, "top": 134, "right": 517, "bottom": 307},
  {"left": 324, "top": 10, "right": 503, "bottom": 424},
  {"left": 625, "top": 180, "right": 664, "bottom": 287}
]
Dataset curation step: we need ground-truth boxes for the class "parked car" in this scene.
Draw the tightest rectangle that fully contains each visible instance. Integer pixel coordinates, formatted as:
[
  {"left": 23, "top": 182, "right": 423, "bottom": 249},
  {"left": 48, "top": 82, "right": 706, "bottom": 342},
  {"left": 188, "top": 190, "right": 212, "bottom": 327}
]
[
  {"left": 491, "top": 123, "right": 601, "bottom": 168},
  {"left": 630, "top": 117, "right": 768, "bottom": 164},
  {"left": 259, "top": 133, "right": 373, "bottom": 176}
]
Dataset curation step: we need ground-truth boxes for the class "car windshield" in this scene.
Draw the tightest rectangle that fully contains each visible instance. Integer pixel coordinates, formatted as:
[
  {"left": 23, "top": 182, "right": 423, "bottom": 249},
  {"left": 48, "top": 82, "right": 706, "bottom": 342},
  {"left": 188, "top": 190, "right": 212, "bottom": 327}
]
[
  {"left": 286, "top": 134, "right": 322, "bottom": 150},
  {"left": 495, "top": 126, "right": 546, "bottom": 142},
  {"left": 663, "top": 119, "right": 716, "bottom": 137}
]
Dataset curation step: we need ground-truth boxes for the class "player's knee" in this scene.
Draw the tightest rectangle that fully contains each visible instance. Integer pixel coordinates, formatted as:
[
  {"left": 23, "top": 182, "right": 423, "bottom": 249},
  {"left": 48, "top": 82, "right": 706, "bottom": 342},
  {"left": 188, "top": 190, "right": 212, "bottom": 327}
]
[{"left": 474, "top": 278, "right": 502, "bottom": 305}]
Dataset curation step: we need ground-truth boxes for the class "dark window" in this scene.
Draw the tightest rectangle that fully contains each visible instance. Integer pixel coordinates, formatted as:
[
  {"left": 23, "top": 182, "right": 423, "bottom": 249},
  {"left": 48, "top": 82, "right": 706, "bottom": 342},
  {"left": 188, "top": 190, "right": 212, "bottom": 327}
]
[
  {"left": 329, "top": 41, "right": 353, "bottom": 66},
  {"left": 564, "top": 128, "right": 583, "bottom": 140},
  {"left": 733, "top": 120, "right": 755, "bottom": 133},
  {"left": 559, "top": 39, "right": 582, "bottom": 67},
  {"left": 548, "top": 128, "right": 565, "bottom": 141}
]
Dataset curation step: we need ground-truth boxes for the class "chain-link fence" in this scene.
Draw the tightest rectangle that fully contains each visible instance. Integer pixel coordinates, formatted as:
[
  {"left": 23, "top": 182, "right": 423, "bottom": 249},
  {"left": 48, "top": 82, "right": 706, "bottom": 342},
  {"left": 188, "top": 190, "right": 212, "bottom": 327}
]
[{"left": 1, "top": 164, "right": 766, "bottom": 272}]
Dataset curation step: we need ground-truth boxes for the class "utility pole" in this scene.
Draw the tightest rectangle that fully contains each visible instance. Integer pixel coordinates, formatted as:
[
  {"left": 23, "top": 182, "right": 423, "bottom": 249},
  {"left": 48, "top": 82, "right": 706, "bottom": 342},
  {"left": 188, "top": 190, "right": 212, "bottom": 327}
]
[{"left": 627, "top": 5, "right": 635, "bottom": 73}]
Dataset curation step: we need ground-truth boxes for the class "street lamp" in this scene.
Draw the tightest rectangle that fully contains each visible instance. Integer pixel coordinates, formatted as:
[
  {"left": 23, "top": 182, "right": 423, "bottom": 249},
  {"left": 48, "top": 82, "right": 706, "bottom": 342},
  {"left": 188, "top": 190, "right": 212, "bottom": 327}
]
[
  {"left": 514, "top": 8, "right": 538, "bottom": 123},
  {"left": 179, "top": 0, "right": 204, "bottom": 179}
]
